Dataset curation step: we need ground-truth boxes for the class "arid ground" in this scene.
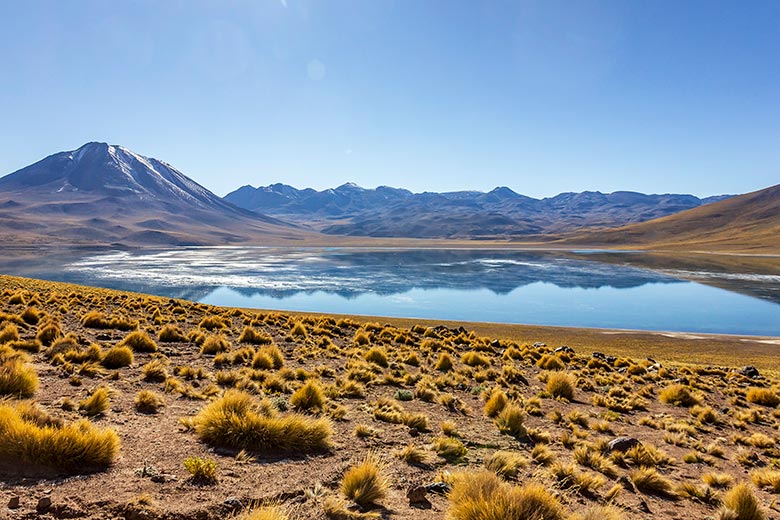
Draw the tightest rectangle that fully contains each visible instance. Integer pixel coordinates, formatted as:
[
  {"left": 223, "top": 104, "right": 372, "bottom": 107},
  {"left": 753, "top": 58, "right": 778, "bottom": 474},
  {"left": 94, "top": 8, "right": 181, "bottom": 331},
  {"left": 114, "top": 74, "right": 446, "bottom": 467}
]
[{"left": 1, "top": 274, "right": 780, "bottom": 520}]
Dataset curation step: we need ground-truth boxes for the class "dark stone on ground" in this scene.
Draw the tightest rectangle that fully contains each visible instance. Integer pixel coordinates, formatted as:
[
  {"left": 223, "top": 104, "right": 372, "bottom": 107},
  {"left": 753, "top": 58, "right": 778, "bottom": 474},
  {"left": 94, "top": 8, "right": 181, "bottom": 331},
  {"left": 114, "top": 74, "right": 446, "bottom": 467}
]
[
  {"left": 36, "top": 497, "right": 52, "bottom": 513},
  {"left": 608, "top": 436, "right": 641, "bottom": 453},
  {"left": 740, "top": 366, "right": 761, "bottom": 379},
  {"left": 7, "top": 496, "right": 20, "bottom": 509}
]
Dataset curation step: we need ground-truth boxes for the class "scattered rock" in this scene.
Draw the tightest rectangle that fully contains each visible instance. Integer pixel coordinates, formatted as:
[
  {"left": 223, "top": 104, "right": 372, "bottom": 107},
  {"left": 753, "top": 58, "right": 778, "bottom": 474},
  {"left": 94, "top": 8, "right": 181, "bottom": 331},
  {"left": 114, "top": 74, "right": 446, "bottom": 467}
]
[
  {"left": 617, "top": 475, "right": 635, "bottom": 492},
  {"left": 592, "top": 351, "right": 605, "bottom": 359},
  {"left": 533, "top": 342, "right": 546, "bottom": 348},
  {"left": 605, "top": 355, "right": 617, "bottom": 364},
  {"left": 407, "top": 486, "right": 431, "bottom": 508},
  {"left": 555, "top": 345, "right": 574, "bottom": 354},
  {"left": 223, "top": 497, "right": 242, "bottom": 512},
  {"left": 36, "top": 497, "right": 52, "bottom": 513},
  {"left": 7, "top": 496, "right": 20, "bottom": 509},
  {"left": 607, "top": 436, "right": 641, "bottom": 453},
  {"left": 739, "top": 366, "right": 761, "bottom": 379},
  {"left": 424, "top": 481, "right": 452, "bottom": 495},
  {"left": 490, "top": 339, "right": 501, "bottom": 349}
]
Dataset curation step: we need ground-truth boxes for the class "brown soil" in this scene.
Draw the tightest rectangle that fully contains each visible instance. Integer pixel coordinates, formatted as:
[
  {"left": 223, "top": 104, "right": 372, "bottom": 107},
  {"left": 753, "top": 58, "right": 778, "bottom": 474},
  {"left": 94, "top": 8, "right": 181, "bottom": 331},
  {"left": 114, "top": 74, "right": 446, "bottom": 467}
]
[{"left": 1, "top": 274, "right": 780, "bottom": 519}]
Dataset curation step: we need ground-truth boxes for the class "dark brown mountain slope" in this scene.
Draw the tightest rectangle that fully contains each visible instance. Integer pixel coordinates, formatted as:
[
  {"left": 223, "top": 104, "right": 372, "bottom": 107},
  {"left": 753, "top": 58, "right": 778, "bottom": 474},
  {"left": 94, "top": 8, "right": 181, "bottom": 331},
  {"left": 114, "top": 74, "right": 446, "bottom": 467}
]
[{"left": 566, "top": 184, "right": 780, "bottom": 253}]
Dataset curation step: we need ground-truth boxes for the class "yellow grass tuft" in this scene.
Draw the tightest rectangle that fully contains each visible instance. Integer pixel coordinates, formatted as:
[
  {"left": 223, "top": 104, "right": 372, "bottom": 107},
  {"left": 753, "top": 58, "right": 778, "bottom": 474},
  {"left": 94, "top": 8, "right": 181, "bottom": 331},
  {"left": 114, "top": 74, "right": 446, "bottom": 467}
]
[
  {"left": 79, "top": 387, "right": 111, "bottom": 417},
  {"left": 659, "top": 384, "right": 700, "bottom": 407},
  {"left": 447, "top": 470, "right": 565, "bottom": 520},
  {"left": 101, "top": 345, "right": 134, "bottom": 368},
  {"left": 340, "top": 453, "right": 389, "bottom": 507},
  {"left": 717, "top": 482, "right": 765, "bottom": 520},
  {"left": 192, "top": 390, "right": 332, "bottom": 453},
  {"left": 745, "top": 388, "right": 780, "bottom": 407},
  {"left": 546, "top": 372, "right": 575, "bottom": 401},
  {"left": 290, "top": 380, "right": 326, "bottom": 411},
  {"left": 242, "top": 505, "right": 290, "bottom": 520},
  {"left": 0, "top": 359, "right": 38, "bottom": 397},
  {"left": 0, "top": 401, "right": 119, "bottom": 472},
  {"left": 134, "top": 390, "right": 165, "bottom": 414},
  {"left": 117, "top": 330, "right": 158, "bottom": 353}
]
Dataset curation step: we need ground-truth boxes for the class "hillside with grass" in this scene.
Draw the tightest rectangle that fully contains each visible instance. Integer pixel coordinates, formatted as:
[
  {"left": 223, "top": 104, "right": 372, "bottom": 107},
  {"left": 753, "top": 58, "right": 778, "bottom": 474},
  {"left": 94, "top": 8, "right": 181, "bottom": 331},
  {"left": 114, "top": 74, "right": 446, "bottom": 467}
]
[
  {"left": 567, "top": 184, "right": 780, "bottom": 254},
  {"left": 1, "top": 274, "right": 779, "bottom": 519}
]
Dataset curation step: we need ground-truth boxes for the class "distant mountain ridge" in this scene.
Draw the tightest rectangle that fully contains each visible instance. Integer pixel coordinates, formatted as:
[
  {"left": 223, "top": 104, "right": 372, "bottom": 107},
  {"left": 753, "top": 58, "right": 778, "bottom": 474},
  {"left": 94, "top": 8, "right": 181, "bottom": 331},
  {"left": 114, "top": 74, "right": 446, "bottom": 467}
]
[
  {"left": 566, "top": 183, "right": 780, "bottom": 253},
  {"left": 0, "top": 142, "right": 308, "bottom": 246},
  {"left": 225, "top": 182, "right": 730, "bottom": 239}
]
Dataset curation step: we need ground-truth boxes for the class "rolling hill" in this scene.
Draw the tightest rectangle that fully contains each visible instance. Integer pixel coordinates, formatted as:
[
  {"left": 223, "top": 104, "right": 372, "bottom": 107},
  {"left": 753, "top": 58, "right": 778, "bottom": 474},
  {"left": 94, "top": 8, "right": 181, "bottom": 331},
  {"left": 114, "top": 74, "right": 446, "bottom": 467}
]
[
  {"left": 0, "top": 142, "right": 310, "bottom": 246},
  {"left": 225, "top": 183, "right": 729, "bottom": 239},
  {"left": 567, "top": 183, "right": 780, "bottom": 253}
]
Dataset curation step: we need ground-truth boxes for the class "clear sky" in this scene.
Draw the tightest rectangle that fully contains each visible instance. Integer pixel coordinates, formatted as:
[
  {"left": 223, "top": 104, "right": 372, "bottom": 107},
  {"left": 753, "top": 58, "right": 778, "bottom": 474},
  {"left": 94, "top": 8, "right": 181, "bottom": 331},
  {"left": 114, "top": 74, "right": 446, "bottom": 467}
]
[{"left": 1, "top": 1, "right": 778, "bottom": 198}]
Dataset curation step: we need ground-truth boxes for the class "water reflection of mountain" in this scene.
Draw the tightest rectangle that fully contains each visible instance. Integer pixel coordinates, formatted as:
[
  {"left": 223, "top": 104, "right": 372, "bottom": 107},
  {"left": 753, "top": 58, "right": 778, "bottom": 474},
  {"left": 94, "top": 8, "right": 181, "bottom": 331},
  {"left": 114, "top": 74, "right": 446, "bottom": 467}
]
[{"left": 18, "top": 248, "right": 683, "bottom": 301}]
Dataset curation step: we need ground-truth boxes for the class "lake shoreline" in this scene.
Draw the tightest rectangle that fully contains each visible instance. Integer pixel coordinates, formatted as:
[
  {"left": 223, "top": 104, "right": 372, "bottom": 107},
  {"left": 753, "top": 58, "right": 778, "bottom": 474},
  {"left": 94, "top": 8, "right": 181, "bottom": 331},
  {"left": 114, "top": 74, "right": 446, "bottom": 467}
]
[{"left": 3, "top": 273, "right": 779, "bottom": 370}]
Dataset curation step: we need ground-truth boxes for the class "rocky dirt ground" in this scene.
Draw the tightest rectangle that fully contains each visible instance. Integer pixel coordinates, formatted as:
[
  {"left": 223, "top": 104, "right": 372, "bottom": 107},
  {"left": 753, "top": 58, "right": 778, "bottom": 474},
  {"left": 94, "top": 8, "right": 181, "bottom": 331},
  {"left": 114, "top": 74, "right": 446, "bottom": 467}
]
[{"left": 1, "top": 274, "right": 780, "bottom": 520}]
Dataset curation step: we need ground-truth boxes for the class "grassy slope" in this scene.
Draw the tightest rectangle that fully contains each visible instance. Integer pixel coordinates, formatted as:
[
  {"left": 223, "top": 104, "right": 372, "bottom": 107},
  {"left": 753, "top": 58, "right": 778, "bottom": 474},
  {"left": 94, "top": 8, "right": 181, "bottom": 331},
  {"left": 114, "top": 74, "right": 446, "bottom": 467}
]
[
  {"left": 1, "top": 274, "right": 780, "bottom": 519},
  {"left": 565, "top": 184, "right": 780, "bottom": 254}
]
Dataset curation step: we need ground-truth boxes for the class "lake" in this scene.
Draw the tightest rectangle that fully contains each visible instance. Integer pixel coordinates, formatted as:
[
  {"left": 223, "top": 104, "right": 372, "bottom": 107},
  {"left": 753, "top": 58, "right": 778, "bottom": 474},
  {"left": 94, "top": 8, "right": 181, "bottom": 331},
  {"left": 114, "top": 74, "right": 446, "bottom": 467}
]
[{"left": 2, "top": 247, "right": 780, "bottom": 336}]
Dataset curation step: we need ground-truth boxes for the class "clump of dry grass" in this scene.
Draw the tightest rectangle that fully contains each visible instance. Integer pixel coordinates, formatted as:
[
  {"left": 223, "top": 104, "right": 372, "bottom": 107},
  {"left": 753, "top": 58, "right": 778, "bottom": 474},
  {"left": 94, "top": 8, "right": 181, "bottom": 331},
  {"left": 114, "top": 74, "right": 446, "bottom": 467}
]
[
  {"left": 252, "top": 345, "right": 285, "bottom": 369},
  {"left": 630, "top": 467, "right": 676, "bottom": 498},
  {"left": 484, "top": 389, "right": 508, "bottom": 418},
  {"left": 0, "top": 401, "right": 119, "bottom": 472},
  {"left": 158, "top": 324, "right": 188, "bottom": 343},
  {"left": 290, "top": 380, "right": 326, "bottom": 412},
  {"left": 117, "top": 331, "right": 158, "bottom": 353},
  {"left": 0, "top": 359, "right": 38, "bottom": 397},
  {"left": 494, "top": 403, "right": 526, "bottom": 438},
  {"left": 433, "top": 436, "right": 467, "bottom": 461},
  {"left": 200, "top": 335, "right": 230, "bottom": 355},
  {"left": 546, "top": 372, "right": 575, "bottom": 400},
  {"left": 447, "top": 470, "right": 565, "bottom": 520},
  {"left": 238, "top": 326, "right": 273, "bottom": 345},
  {"left": 134, "top": 390, "right": 165, "bottom": 414},
  {"left": 485, "top": 450, "right": 529, "bottom": 479},
  {"left": 340, "top": 453, "right": 388, "bottom": 507},
  {"left": 745, "top": 388, "right": 780, "bottom": 407},
  {"left": 659, "top": 384, "right": 700, "bottom": 407},
  {"left": 242, "top": 505, "right": 290, "bottom": 520},
  {"left": 79, "top": 386, "right": 110, "bottom": 417},
  {"left": 717, "top": 482, "right": 765, "bottom": 520},
  {"left": 101, "top": 345, "right": 134, "bottom": 369},
  {"left": 192, "top": 390, "right": 332, "bottom": 453}
]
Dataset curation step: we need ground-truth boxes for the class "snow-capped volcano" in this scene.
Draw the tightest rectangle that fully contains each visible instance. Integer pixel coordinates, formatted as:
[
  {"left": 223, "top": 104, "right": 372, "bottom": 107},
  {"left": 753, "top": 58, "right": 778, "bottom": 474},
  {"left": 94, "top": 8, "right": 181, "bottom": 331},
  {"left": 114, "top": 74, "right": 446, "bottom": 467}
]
[
  {"left": 0, "top": 142, "right": 238, "bottom": 212},
  {"left": 0, "top": 142, "right": 308, "bottom": 246}
]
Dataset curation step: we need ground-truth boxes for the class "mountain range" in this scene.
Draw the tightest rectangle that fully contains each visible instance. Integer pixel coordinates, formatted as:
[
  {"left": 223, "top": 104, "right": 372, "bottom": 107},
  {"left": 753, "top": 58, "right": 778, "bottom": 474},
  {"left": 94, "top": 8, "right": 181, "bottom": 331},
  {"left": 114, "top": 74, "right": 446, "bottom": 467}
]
[
  {"left": 1, "top": 142, "right": 777, "bottom": 252},
  {"left": 225, "top": 183, "right": 730, "bottom": 239},
  {"left": 0, "top": 142, "right": 309, "bottom": 246}
]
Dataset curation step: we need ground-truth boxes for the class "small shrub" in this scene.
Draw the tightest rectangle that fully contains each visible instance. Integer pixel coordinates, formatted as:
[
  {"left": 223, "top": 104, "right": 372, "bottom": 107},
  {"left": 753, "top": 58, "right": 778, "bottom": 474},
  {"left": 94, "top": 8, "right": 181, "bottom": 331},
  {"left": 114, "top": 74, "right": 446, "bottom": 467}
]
[
  {"left": 397, "top": 443, "right": 428, "bottom": 465},
  {"left": 183, "top": 456, "right": 218, "bottom": 484},
  {"left": 134, "top": 390, "right": 165, "bottom": 414},
  {"left": 462, "top": 351, "right": 490, "bottom": 368},
  {"left": 435, "top": 353, "right": 453, "bottom": 372},
  {"left": 252, "top": 345, "right": 285, "bottom": 369},
  {"left": 484, "top": 389, "right": 508, "bottom": 418},
  {"left": 340, "top": 453, "right": 388, "bottom": 507},
  {"left": 537, "top": 354, "right": 565, "bottom": 370},
  {"left": 433, "top": 436, "right": 467, "bottom": 461},
  {"left": 142, "top": 359, "right": 169, "bottom": 382},
  {"left": 238, "top": 326, "right": 273, "bottom": 345},
  {"left": 242, "top": 506, "right": 289, "bottom": 520},
  {"left": 101, "top": 346, "right": 134, "bottom": 368}
]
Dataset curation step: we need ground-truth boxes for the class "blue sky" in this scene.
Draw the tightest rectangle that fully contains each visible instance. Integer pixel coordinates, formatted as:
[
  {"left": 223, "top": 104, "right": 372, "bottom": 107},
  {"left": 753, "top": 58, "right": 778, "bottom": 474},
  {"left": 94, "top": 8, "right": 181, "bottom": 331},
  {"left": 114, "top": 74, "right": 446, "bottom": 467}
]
[{"left": 1, "top": 1, "right": 778, "bottom": 197}]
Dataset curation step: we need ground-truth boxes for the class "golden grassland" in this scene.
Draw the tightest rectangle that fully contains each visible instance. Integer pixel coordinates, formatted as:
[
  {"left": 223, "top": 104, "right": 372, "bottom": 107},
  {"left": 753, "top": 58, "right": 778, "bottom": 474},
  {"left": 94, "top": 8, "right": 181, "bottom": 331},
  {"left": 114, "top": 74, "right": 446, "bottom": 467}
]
[{"left": 0, "top": 273, "right": 779, "bottom": 519}]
